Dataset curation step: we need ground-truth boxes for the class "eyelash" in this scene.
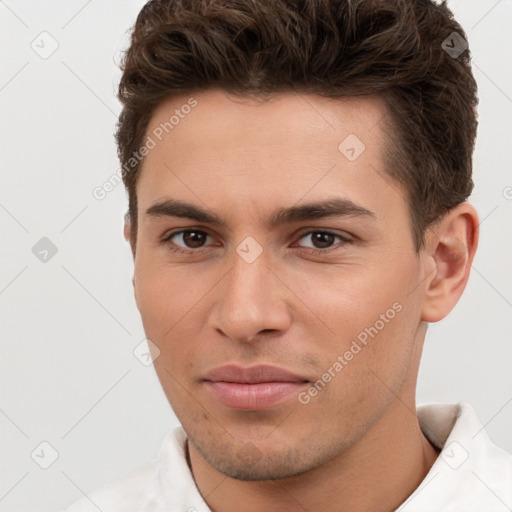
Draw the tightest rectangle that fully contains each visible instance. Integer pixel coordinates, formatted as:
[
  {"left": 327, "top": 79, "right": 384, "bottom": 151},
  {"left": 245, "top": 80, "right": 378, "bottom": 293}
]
[{"left": 161, "top": 229, "right": 353, "bottom": 256}]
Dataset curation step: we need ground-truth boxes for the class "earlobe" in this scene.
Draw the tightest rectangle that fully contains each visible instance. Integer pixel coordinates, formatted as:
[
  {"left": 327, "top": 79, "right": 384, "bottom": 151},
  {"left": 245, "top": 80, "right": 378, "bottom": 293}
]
[
  {"left": 421, "top": 203, "right": 479, "bottom": 323},
  {"left": 123, "top": 212, "right": 131, "bottom": 243},
  {"left": 123, "top": 212, "right": 139, "bottom": 309},
  {"left": 123, "top": 212, "right": 137, "bottom": 259},
  {"left": 132, "top": 275, "right": 140, "bottom": 311}
]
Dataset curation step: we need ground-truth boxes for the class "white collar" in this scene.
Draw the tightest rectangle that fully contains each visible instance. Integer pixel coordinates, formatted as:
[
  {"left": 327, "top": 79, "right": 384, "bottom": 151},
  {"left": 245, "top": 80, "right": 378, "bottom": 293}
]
[{"left": 93, "top": 402, "right": 512, "bottom": 512}]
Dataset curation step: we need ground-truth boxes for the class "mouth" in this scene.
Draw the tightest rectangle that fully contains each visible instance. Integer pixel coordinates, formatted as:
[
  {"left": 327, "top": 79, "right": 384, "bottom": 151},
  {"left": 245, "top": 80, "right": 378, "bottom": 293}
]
[{"left": 203, "top": 364, "right": 310, "bottom": 410}]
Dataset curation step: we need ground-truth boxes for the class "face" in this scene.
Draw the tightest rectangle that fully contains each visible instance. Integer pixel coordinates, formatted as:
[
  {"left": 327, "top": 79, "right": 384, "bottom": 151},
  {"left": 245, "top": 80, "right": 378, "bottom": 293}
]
[{"left": 131, "top": 90, "right": 432, "bottom": 480}]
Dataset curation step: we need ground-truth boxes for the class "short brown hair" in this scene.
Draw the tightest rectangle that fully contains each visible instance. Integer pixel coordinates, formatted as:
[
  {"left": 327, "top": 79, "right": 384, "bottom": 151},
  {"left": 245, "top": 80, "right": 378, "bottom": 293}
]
[{"left": 116, "top": 0, "right": 478, "bottom": 250}]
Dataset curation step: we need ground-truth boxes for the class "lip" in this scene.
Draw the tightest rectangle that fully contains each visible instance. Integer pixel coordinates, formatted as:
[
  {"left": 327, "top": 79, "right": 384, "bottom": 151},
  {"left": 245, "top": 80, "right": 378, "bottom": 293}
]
[{"left": 203, "top": 365, "right": 309, "bottom": 410}]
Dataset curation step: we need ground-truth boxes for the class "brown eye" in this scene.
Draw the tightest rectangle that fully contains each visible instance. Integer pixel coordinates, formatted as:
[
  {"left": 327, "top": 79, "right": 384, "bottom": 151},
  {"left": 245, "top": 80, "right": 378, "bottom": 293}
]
[
  {"left": 163, "top": 230, "right": 212, "bottom": 251},
  {"left": 181, "top": 231, "right": 208, "bottom": 248},
  {"left": 296, "top": 231, "right": 351, "bottom": 251},
  {"left": 310, "top": 232, "right": 336, "bottom": 249}
]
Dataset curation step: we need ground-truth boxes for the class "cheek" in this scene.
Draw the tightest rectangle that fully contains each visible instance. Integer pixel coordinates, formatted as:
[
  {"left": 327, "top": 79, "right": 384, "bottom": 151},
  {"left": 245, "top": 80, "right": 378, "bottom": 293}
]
[
  {"left": 134, "top": 264, "right": 200, "bottom": 402},
  {"left": 133, "top": 257, "right": 215, "bottom": 372},
  {"left": 290, "top": 258, "right": 416, "bottom": 335},
  {"left": 289, "top": 258, "right": 422, "bottom": 384},
  {"left": 134, "top": 254, "right": 199, "bottom": 334}
]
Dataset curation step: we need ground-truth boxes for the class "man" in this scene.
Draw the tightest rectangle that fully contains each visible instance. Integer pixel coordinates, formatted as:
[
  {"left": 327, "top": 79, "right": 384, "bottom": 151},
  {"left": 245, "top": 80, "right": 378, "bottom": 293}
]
[{"left": 65, "top": 0, "right": 512, "bottom": 510}]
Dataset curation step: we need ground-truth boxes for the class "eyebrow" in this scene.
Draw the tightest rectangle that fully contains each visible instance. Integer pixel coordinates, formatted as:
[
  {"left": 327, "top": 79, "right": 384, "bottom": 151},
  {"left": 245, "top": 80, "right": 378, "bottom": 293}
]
[{"left": 145, "top": 197, "right": 375, "bottom": 227}]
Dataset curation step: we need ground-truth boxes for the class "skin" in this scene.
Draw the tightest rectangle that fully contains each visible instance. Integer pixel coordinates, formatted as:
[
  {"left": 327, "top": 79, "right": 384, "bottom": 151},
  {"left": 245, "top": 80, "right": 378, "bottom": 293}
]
[{"left": 124, "top": 89, "right": 478, "bottom": 512}]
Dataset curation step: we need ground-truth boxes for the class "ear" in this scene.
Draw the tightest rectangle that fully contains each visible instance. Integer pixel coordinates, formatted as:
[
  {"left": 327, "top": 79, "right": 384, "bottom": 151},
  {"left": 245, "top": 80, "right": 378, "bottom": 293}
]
[
  {"left": 421, "top": 203, "right": 479, "bottom": 323},
  {"left": 123, "top": 212, "right": 130, "bottom": 241},
  {"left": 123, "top": 212, "right": 140, "bottom": 309},
  {"left": 123, "top": 212, "right": 136, "bottom": 259}
]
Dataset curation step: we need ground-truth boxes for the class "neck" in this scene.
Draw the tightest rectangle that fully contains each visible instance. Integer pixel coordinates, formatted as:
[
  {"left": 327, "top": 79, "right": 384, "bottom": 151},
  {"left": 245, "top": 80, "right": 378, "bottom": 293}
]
[{"left": 187, "top": 395, "right": 439, "bottom": 512}]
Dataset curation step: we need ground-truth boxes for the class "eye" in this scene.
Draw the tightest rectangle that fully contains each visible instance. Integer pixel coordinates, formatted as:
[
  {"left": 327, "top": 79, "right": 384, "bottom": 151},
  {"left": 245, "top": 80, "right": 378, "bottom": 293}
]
[
  {"left": 162, "top": 229, "right": 215, "bottom": 253},
  {"left": 161, "top": 228, "right": 353, "bottom": 256},
  {"left": 295, "top": 230, "right": 352, "bottom": 253}
]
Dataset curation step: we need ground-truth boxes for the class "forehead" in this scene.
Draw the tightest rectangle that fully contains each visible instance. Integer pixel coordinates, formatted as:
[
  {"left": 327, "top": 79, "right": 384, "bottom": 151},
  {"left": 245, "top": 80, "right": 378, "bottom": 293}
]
[
  {"left": 136, "top": 89, "right": 406, "bottom": 228},
  {"left": 144, "top": 89, "right": 389, "bottom": 154}
]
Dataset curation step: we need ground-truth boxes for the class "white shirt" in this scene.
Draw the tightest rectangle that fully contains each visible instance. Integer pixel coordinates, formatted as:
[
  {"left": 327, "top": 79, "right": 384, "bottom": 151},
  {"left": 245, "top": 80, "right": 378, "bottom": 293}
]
[{"left": 63, "top": 403, "right": 512, "bottom": 511}]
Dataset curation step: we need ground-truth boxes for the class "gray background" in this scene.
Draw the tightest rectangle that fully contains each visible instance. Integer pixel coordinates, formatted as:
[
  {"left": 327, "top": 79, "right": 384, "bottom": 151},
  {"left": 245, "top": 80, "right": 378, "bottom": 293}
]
[{"left": 0, "top": 1, "right": 511, "bottom": 510}]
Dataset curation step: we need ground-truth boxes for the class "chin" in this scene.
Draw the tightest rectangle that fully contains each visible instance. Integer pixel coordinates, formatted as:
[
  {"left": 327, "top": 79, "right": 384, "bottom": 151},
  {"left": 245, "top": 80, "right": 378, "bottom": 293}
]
[{"left": 189, "top": 434, "right": 330, "bottom": 481}]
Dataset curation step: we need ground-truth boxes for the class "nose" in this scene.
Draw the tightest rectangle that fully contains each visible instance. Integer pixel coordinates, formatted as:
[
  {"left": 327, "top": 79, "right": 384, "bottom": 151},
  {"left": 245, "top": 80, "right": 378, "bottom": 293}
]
[{"left": 208, "top": 247, "right": 292, "bottom": 343}]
